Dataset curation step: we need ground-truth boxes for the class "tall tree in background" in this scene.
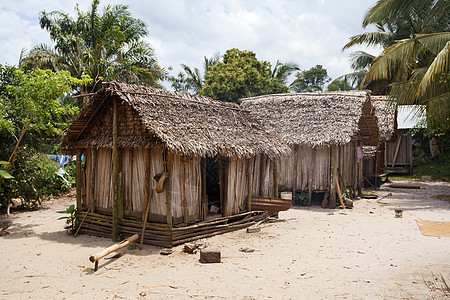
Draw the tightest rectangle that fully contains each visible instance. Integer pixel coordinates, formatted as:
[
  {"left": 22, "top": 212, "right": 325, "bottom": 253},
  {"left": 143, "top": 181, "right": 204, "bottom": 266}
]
[
  {"left": 341, "top": 0, "right": 449, "bottom": 95},
  {"left": 169, "top": 53, "right": 221, "bottom": 93},
  {"left": 290, "top": 65, "right": 330, "bottom": 92},
  {"left": 201, "top": 49, "right": 289, "bottom": 102},
  {"left": 360, "top": 0, "right": 450, "bottom": 132},
  {"left": 20, "top": 0, "right": 165, "bottom": 104}
]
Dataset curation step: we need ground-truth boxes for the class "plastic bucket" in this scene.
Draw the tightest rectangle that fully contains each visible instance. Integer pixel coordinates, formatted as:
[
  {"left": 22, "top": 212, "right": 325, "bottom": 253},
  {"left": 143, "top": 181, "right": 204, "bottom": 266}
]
[
  {"left": 394, "top": 209, "right": 403, "bottom": 218},
  {"left": 280, "top": 192, "right": 293, "bottom": 200}
]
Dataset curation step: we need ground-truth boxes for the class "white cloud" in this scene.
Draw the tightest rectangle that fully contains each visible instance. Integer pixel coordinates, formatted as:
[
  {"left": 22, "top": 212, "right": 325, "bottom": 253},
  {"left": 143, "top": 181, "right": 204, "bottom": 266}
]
[{"left": 0, "top": 0, "right": 381, "bottom": 84}]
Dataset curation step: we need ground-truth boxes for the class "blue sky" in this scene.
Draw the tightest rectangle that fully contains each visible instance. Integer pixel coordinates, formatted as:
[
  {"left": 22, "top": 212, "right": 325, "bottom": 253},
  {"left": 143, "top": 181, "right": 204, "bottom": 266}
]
[{"left": 0, "top": 0, "right": 382, "bottom": 87}]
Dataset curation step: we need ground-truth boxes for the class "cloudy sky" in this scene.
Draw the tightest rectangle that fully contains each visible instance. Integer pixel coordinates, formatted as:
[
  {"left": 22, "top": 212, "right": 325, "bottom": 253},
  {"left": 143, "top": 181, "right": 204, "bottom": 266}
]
[{"left": 0, "top": 0, "right": 382, "bottom": 88}]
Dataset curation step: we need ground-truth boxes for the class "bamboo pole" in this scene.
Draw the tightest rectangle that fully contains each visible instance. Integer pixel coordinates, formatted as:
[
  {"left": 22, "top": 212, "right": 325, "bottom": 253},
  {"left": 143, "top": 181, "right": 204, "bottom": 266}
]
[
  {"left": 140, "top": 190, "right": 154, "bottom": 249},
  {"left": 90, "top": 234, "right": 139, "bottom": 271},
  {"left": 76, "top": 149, "right": 82, "bottom": 208},
  {"left": 183, "top": 157, "right": 188, "bottom": 225},
  {"left": 112, "top": 98, "right": 120, "bottom": 241},
  {"left": 247, "top": 158, "right": 253, "bottom": 212}
]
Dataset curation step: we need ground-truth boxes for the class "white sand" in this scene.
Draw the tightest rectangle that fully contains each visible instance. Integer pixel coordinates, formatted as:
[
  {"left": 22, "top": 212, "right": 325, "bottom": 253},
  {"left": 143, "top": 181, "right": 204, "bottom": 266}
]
[{"left": 1, "top": 181, "right": 449, "bottom": 299}]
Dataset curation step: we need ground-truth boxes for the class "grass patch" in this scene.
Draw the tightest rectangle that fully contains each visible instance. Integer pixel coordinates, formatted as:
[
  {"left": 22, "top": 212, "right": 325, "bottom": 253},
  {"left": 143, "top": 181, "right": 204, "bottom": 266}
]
[{"left": 389, "top": 153, "right": 450, "bottom": 182}]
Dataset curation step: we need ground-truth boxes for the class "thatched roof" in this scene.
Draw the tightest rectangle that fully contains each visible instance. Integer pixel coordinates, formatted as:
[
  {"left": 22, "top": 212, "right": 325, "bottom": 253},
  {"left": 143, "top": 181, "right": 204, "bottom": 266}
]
[
  {"left": 241, "top": 91, "right": 379, "bottom": 147},
  {"left": 371, "top": 96, "right": 396, "bottom": 142},
  {"left": 65, "top": 82, "right": 290, "bottom": 159}
]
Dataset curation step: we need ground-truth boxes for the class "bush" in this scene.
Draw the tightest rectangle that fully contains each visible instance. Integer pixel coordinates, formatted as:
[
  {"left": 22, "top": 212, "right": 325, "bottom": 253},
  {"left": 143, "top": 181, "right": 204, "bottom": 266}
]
[{"left": 0, "top": 154, "right": 71, "bottom": 208}]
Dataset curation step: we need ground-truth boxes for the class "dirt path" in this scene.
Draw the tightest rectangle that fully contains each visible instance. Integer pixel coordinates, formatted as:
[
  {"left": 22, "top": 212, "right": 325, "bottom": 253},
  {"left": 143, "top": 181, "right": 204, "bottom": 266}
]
[{"left": 1, "top": 181, "right": 449, "bottom": 299}]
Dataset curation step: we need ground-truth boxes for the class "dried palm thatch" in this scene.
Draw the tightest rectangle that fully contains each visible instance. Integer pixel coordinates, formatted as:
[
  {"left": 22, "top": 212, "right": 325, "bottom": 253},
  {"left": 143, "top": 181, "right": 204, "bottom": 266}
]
[
  {"left": 241, "top": 90, "right": 379, "bottom": 147},
  {"left": 371, "top": 96, "right": 396, "bottom": 142},
  {"left": 65, "top": 82, "right": 290, "bottom": 159}
]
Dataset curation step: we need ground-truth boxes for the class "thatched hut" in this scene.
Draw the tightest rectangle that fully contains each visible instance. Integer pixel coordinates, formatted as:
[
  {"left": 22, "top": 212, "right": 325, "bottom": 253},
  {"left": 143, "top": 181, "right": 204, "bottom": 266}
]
[
  {"left": 241, "top": 90, "right": 379, "bottom": 208},
  {"left": 362, "top": 96, "right": 396, "bottom": 186},
  {"left": 64, "top": 82, "right": 290, "bottom": 247}
]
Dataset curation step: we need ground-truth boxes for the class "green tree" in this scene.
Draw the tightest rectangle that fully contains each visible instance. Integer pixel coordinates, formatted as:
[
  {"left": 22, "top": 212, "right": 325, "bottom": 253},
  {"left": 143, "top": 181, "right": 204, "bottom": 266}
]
[
  {"left": 327, "top": 77, "right": 354, "bottom": 91},
  {"left": 269, "top": 60, "right": 300, "bottom": 85},
  {"left": 0, "top": 65, "right": 90, "bottom": 205},
  {"left": 290, "top": 65, "right": 330, "bottom": 92},
  {"left": 201, "top": 49, "right": 289, "bottom": 102},
  {"left": 20, "top": 0, "right": 165, "bottom": 104}
]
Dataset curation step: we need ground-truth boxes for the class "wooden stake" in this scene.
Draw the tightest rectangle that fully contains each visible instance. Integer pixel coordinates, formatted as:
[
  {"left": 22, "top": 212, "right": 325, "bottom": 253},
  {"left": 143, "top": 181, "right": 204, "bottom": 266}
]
[
  {"left": 140, "top": 190, "right": 154, "bottom": 250},
  {"left": 76, "top": 149, "right": 82, "bottom": 208}
]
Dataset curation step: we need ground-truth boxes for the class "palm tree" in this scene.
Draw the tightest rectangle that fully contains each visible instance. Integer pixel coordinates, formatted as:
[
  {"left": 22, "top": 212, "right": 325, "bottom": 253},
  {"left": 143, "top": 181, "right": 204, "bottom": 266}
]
[
  {"left": 170, "top": 53, "right": 221, "bottom": 93},
  {"left": 20, "top": 0, "right": 165, "bottom": 103},
  {"left": 342, "top": 0, "right": 449, "bottom": 95},
  {"left": 269, "top": 61, "right": 300, "bottom": 86}
]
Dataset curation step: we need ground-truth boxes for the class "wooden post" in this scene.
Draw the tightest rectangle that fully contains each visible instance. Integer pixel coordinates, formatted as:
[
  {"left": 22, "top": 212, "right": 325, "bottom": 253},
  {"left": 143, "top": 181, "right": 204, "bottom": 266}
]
[
  {"left": 76, "top": 148, "right": 82, "bottom": 208},
  {"left": 308, "top": 148, "right": 315, "bottom": 206},
  {"left": 247, "top": 158, "right": 253, "bottom": 212},
  {"left": 112, "top": 98, "right": 120, "bottom": 241},
  {"left": 330, "top": 146, "right": 336, "bottom": 209},
  {"left": 201, "top": 157, "right": 207, "bottom": 220},
  {"left": 183, "top": 157, "right": 188, "bottom": 225},
  {"left": 166, "top": 151, "right": 173, "bottom": 227},
  {"left": 357, "top": 141, "right": 362, "bottom": 196},
  {"left": 218, "top": 157, "right": 223, "bottom": 214},
  {"left": 90, "top": 148, "right": 96, "bottom": 212},
  {"left": 293, "top": 145, "right": 299, "bottom": 194},
  {"left": 273, "top": 160, "right": 278, "bottom": 198},
  {"left": 198, "top": 157, "right": 203, "bottom": 220}
]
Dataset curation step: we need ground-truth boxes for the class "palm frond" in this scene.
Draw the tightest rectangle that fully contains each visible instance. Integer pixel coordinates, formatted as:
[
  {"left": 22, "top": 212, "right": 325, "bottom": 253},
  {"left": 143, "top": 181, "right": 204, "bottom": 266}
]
[
  {"left": 417, "top": 41, "right": 450, "bottom": 97},
  {"left": 343, "top": 31, "right": 395, "bottom": 50}
]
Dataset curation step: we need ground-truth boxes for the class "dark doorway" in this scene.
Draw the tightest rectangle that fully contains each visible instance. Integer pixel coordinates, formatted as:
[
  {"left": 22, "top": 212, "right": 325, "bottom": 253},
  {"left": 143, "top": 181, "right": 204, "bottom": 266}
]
[{"left": 205, "top": 156, "right": 221, "bottom": 215}]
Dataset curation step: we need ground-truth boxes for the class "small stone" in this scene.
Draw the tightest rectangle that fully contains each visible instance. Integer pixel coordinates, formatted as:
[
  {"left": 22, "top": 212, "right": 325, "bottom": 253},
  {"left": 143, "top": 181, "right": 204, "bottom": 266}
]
[
  {"left": 200, "top": 249, "right": 221, "bottom": 263},
  {"left": 345, "top": 199, "right": 354, "bottom": 208}
]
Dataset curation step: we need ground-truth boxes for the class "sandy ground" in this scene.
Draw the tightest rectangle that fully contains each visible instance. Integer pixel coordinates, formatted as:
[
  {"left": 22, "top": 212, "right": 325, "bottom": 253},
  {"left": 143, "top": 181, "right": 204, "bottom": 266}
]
[{"left": 1, "top": 181, "right": 449, "bottom": 300}]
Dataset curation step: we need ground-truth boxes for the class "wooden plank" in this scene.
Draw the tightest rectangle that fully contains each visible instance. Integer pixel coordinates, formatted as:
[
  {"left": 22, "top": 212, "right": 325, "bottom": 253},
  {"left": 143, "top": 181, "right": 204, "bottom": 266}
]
[{"left": 142, "top": 148, "right": 151, "bottom": 221}]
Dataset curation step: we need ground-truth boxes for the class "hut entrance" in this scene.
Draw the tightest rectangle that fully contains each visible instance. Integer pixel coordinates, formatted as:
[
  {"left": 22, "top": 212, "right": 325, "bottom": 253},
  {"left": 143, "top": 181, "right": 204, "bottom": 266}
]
[{"left": 205, "top": 156, "right": 222, "bottom": 217}]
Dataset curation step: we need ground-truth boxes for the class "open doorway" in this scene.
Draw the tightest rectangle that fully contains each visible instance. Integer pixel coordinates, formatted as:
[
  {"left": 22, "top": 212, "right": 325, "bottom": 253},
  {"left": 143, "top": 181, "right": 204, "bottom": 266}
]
[{"left": 204, "top": 156, "right": 221, "bottom": 218}]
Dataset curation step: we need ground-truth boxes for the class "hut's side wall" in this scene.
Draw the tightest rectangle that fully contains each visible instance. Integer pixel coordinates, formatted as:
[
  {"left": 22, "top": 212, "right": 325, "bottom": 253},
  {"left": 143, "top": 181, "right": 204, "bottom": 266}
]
[{"left": 277, "top": 144, "right": 358, "bottom": 192}]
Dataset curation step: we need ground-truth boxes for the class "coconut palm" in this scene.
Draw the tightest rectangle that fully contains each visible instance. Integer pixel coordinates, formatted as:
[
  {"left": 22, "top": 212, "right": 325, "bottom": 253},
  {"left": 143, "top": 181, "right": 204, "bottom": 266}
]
[
  {"left": 20, "top": 0, "right": 165, "bottom": 102},
  {"left": 269, "top": 61, "right": 300, "bottom": 86}
]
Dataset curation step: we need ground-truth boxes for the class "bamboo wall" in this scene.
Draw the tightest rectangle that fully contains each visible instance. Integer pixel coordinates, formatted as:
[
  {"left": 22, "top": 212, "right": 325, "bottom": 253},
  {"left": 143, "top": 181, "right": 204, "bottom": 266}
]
[
  {"left": 81, "top": 147, "right": 201, "bottom": 224},
  {"left": 276, "top": 143, "right": 361, "bottom": 192}
]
